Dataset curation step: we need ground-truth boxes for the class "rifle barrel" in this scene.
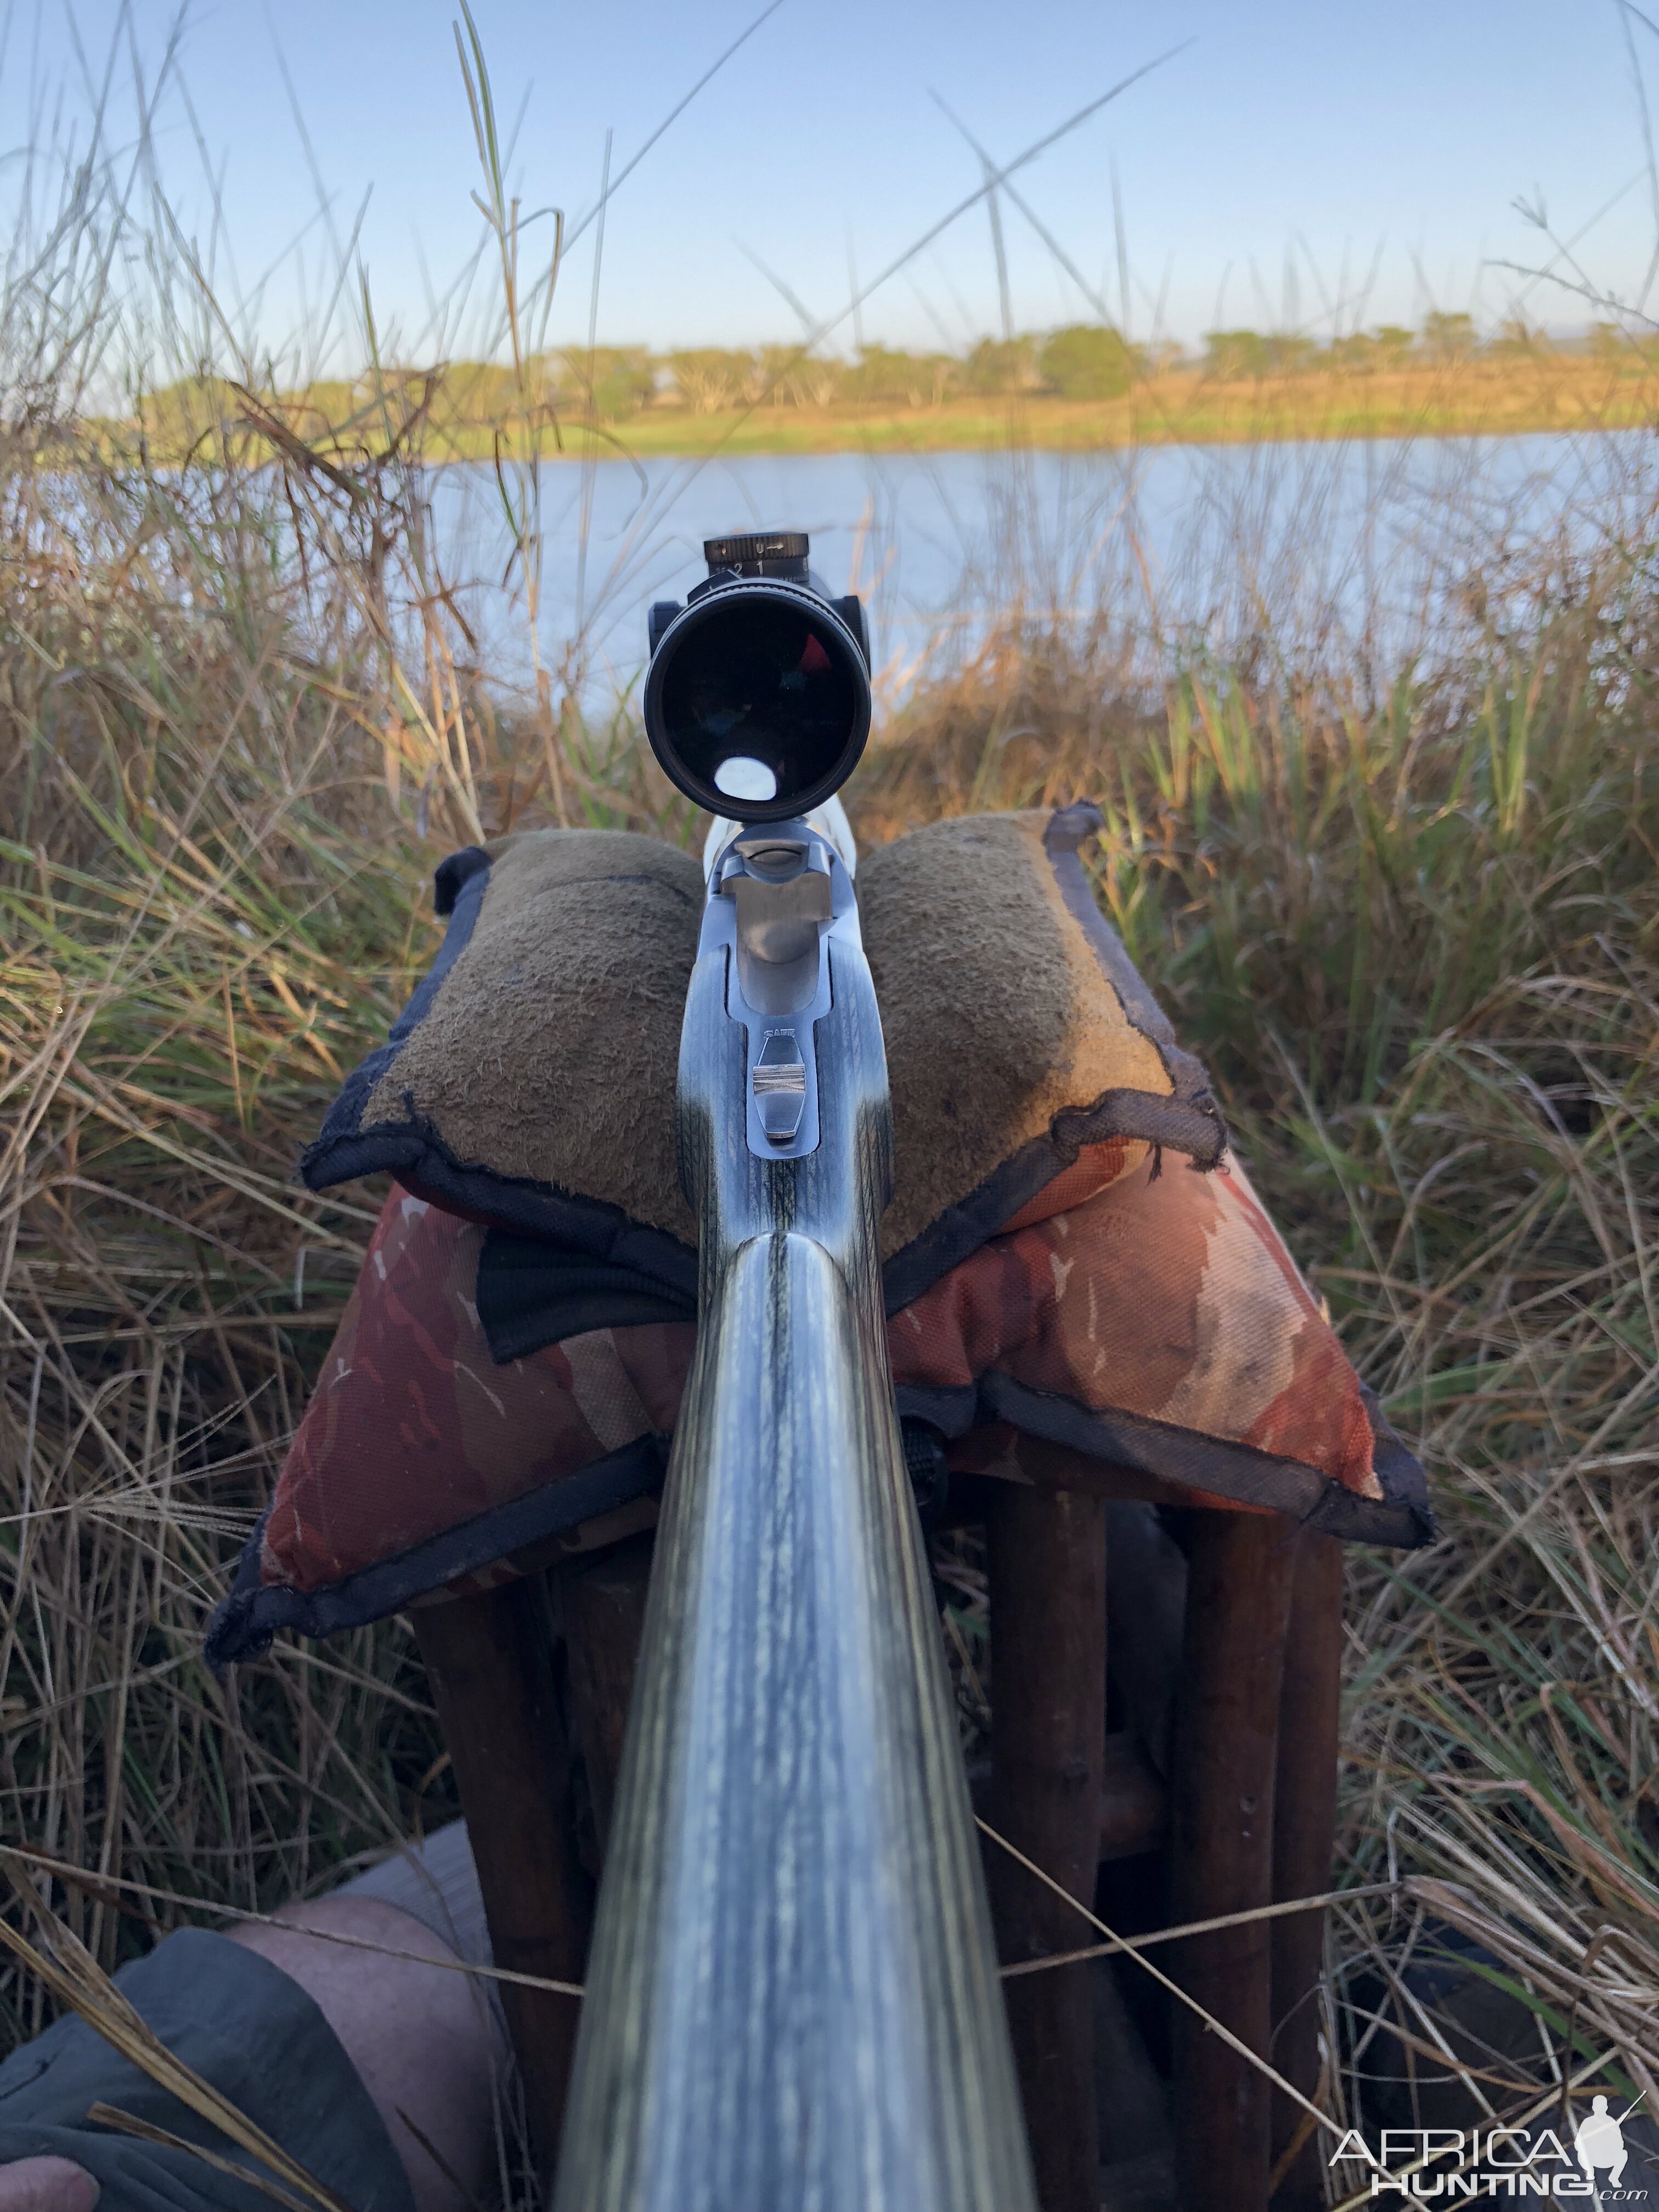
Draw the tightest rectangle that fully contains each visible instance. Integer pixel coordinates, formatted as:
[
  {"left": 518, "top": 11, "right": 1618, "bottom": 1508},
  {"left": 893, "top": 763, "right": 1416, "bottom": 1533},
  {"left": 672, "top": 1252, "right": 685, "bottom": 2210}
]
[{"left": 551, "top": 931, "right": 1037, "bottom": 2211}]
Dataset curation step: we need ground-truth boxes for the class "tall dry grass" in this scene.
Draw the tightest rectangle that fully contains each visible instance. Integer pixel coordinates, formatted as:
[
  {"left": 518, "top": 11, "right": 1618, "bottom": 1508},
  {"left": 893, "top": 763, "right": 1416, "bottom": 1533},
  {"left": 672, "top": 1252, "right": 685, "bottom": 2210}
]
[
  {"left": 1, "top": 15, "right": 1657, "bottom": 2198},
  {"left": 6, "top": 403, "right": 1658, "bottom": 2152},
  {"left": 865, "top": 546, "right": 1659, "bottom": 2146}
]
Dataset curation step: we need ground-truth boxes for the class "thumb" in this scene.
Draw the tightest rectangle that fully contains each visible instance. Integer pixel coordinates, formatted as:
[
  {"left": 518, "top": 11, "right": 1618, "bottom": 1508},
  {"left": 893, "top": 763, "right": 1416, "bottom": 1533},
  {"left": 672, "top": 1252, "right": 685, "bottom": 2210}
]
[{"left": 0, "top": 2158, "right": 100, "bottom": 2212}]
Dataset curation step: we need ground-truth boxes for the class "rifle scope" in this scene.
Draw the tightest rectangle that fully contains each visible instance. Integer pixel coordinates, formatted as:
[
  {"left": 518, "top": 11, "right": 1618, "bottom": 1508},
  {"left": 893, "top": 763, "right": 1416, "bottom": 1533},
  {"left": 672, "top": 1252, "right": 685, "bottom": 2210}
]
[{"left": 644, "top": 531, "right": 871, "bottom": 823}]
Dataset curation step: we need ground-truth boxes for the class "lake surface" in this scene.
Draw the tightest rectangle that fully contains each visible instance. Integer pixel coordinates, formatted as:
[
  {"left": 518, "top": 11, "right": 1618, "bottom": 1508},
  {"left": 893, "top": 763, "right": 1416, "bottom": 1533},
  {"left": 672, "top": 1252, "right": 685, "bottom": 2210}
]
[{"left": 426, "top": 431, "right": 1659, "bottom": 702}]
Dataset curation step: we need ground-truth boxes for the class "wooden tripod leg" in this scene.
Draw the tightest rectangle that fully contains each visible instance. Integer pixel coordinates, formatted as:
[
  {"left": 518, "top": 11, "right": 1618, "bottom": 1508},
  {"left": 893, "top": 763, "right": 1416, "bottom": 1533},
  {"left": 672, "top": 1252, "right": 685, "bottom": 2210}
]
[
  {"left": 563, "top": 1535, "right": 653, "bottom": 1857},
  {"left": 1167, "top": 1511, "right": 1298, "bottom": 2212},
  {"left": 414, "top": 1577, "right": 593, "bottom": 2172},
  {"left": 1269, "top": 1531, "right": 1344, "bottom": 2208},
  {"left": 986, "top": 1481, "right": 1107, "bottom": 2212}
]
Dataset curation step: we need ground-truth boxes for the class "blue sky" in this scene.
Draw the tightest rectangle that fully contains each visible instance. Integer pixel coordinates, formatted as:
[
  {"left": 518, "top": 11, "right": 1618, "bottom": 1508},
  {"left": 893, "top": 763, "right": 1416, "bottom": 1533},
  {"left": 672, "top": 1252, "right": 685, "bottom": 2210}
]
[{"left": 6, "top": 0, "right": 1654, "bottom": 363}]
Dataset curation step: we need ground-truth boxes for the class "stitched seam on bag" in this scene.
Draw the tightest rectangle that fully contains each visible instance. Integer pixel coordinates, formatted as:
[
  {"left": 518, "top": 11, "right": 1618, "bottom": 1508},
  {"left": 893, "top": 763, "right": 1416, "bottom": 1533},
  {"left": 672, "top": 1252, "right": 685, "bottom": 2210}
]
[
  {"left": 978, "top": 1372, "right": 1431, "bottom": 1548},
  {"left": 1041, "top": 802, "right": 1223, "bottom": 1129},
  {"left": 879, "top": 1092, "right": 1221, "bottom": 1317},
  {"left": 204, "top": 1434, "right": 668, "bottom": 1667},
  {"left": 300, "top": 849, "right": 492, "bottom": 1177},
  {"left": 301, "top": 1113, "right": 699, "bottom": 1298}
]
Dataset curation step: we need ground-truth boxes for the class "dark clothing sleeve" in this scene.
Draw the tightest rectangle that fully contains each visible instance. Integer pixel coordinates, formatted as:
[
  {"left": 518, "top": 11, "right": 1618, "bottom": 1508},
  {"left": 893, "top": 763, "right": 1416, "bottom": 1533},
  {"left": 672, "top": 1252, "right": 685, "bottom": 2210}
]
[{"left": 0, "top": 1927, "right": 413, "bottom": 2211}]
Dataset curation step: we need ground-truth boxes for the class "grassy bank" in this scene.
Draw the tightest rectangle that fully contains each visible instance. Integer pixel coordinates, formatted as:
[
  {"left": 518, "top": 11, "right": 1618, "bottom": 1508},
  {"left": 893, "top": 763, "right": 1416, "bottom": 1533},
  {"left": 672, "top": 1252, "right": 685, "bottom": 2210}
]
[
  {"left": 514, "top": 353, "right": 1659, "bottom": 455},
  {"left": 125, "top": 348, "right": 1659, "bottom": 466},
  {"left": 3, "top": 394, "right": 1657, "bottom": 2179}
]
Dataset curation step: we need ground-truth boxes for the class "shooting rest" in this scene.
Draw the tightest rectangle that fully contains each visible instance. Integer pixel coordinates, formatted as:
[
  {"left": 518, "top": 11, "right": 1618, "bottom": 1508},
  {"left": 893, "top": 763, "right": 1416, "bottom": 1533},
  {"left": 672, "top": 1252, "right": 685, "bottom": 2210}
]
[
  {"left": 212, "top": 809, "right": 1431, "bottom": 2211},
  {"left": 416, "top": 1474, "right": 1341, "bottom": 2212}
]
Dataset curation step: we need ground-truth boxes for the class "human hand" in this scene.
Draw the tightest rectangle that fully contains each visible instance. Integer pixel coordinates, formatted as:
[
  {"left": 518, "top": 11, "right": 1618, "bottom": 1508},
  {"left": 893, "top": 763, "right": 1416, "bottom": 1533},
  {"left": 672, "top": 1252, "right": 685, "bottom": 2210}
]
[{"left": 0, "top": 2158, "right": 98, "bottom": 2212}]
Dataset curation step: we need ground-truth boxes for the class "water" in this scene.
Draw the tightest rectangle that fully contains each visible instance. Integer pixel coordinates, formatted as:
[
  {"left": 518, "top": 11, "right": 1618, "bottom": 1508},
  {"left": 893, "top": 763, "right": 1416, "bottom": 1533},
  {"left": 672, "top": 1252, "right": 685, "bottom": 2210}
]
[{"left": 425, "top": 430, "right": 1659, "bottom": 703}]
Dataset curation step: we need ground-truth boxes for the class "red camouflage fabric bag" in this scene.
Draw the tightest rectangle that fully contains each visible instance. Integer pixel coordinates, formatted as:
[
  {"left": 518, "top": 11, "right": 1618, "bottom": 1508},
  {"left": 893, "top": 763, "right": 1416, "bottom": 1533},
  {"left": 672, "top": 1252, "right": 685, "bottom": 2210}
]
[
  {"left": 206, "top": 806, "right": 1431, "bottom": 1664},
  {"left": 206, "top": 1153, "right": 1430, "bottom": 1666}
]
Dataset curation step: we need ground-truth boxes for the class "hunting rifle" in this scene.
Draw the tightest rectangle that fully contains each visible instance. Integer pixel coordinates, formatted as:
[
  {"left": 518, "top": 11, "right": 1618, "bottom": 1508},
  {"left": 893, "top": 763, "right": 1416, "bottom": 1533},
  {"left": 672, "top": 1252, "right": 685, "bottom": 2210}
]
[{"left": 550, "top": 532, "right": 1039, "bottom": 2210}]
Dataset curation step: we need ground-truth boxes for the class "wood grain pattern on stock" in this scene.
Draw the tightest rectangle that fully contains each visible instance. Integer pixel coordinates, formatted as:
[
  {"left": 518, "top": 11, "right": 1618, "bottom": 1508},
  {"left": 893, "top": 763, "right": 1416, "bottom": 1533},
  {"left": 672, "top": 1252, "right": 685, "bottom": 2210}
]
[{"left": 550, "top": 937, "right": 1038, "bottom": 2212}]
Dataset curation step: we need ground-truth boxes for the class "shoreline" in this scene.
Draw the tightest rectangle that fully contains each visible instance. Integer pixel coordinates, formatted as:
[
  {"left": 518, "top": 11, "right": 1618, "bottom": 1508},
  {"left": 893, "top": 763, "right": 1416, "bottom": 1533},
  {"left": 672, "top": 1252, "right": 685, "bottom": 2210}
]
[
  {"left": 419, "top": 366, "right": 1659, "bottom": 460},
  {"left": 114, "top": 363, "right": 1659, "bottom": 468}
]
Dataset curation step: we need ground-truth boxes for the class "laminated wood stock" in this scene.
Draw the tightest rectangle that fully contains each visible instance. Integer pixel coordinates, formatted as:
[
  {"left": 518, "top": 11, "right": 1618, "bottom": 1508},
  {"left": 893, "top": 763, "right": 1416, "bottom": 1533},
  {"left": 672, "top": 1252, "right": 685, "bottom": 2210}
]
[{"left": 550, "top": 936, "right": 1037, "bottom": 2212}]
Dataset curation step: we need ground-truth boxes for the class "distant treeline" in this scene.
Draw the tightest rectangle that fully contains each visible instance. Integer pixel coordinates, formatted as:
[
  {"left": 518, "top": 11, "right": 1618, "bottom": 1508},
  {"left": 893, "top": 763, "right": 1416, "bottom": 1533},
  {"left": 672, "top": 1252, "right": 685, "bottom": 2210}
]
[
  {"left": 129, "top": 315, "right": 1648, "bottom": 449},
  {"left": 1199, "top": 312, "right": 1632, "bottom": 378},
  {"left": 439, "top": 315, "right": 1641, "bottom": 417},
  {"left": 229, "top": 326, "right": 1143, "bottom": 435}
]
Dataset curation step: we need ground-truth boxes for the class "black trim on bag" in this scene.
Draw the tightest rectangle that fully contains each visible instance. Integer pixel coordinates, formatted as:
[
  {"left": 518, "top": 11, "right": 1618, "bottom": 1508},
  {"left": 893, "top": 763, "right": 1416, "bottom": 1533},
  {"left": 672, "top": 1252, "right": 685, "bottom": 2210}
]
[
  {"left": 433, "top": 845, "right": 491, "bottom": 917},
  {"left": 895, "top": 1373, "right": 1436, "bottom": 1549},
  {"left": 306, "top": 1107, "right": 701, "bottom": 1304},
  {"left": 300, "top": 847, "right": 493, "bottom": 1189},
  {"left": 1357, "top": 1380, "right": 1435, "bottom": 1537},
  {"left": 206, "top": 1363, "right": 1431, "bottom": 1670},
  {"left": 299, "top": 822, "right": 1225, "bottom": 1326},
  {"left": 298, "top": 840, "right": 702, "bottom": 1303},
  {"left": 204, "top": 1432, "right": 670, "bottom": 1668},
  {"left": 1041, "top": 800, "right": 1225, "bottom": 1156},
  {"left": 478, "top": 1229, "right": 696, "bottom": 1362},
  {"left": 881, "top": 1087, "right": 1228, "bottom": 1317}
]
